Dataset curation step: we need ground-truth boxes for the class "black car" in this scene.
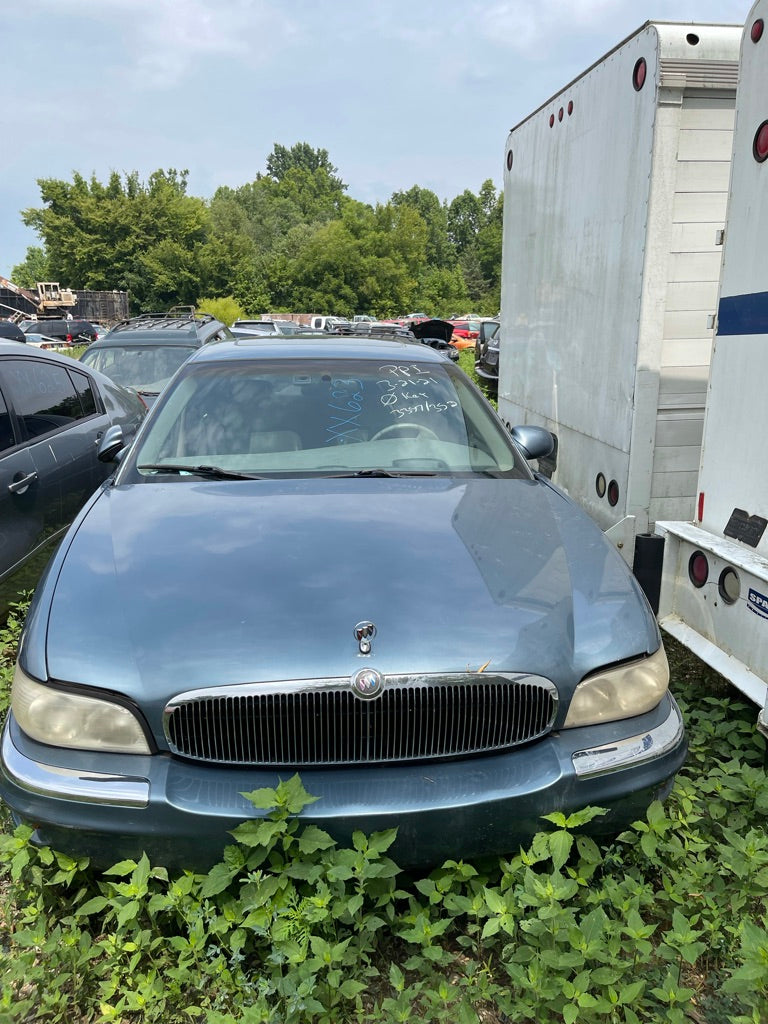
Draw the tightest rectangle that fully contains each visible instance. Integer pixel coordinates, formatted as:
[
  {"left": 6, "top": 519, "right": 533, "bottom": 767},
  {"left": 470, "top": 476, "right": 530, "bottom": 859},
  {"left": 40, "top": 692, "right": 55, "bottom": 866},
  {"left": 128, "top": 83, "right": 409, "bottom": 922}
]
[
  {"left": 20, "top": 319, "right": 98, "bottom": 346},
  {"left": 0, "top": 341, "right": 146, "bottom": 617},
  {"left": 0, "top": 322, "right": 26, "bottom": 344},
  {"left": 409, "top": 318, "right": 461, "bottom": 361},
  {"left": 475, "top": 320, "right": 500, "bottom": 390},
  {"left": 79, "top": 308, "right": 232, "bottom": 407}
]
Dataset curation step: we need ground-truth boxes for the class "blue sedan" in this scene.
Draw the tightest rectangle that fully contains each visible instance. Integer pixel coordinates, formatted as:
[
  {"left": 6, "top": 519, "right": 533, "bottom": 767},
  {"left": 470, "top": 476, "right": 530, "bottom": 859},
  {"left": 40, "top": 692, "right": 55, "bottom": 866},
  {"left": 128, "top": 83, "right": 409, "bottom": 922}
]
[{"left": 0, "top": 336, "right": 686, "bottom": 869}]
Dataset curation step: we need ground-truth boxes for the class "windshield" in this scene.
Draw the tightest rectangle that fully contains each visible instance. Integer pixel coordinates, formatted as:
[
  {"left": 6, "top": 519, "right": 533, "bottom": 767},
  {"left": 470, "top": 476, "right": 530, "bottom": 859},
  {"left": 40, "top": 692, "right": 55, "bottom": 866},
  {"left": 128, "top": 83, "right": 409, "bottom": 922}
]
[
  {"left": 82, "top": 345, "right": 196, "bottom": 393},
  {"left": 126, "top": 357, "right": 528, "bottom": 479}
]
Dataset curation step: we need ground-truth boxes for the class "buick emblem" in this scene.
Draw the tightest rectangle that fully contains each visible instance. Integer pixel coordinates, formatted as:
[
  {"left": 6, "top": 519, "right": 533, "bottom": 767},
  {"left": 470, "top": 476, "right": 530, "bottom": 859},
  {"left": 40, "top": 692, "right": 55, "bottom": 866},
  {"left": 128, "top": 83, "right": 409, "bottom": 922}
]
[
  {"left": 351, "top": 668, "right": 384, "bottom": 701},
  {"left": 354, "top": 620, "right": 377, "bottom": 654}
]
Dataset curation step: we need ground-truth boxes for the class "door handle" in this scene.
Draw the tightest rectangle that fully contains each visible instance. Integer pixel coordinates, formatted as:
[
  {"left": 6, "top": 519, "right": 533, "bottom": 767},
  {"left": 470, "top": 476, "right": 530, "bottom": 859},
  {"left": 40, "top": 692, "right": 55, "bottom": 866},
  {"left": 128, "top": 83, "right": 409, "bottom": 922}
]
[{"left": 8, "top": 471, "right": 38, "bottom": 494}]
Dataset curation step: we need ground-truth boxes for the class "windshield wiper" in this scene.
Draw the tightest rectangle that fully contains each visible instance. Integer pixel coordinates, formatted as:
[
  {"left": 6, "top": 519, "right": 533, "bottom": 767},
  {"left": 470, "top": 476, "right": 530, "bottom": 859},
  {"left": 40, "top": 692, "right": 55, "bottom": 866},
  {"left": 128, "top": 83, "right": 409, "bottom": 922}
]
[
  {"left": 138, "top": 463, "right": 264, "bottom": 480},
  {"left": 336, "top": 468, "right": 438, "bottom": 478}
]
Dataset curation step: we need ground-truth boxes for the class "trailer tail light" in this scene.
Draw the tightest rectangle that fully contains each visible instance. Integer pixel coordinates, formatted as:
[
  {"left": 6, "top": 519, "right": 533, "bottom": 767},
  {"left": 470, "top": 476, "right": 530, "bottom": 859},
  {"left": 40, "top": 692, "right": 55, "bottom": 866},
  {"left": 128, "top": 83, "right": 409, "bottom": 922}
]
[
  {"left": 607, "top": 480, "right": 619, "bottom": 507},
  {"left": 754, "top": 120, "right": 768, "bottom": 163},
  {"left": 688, "top": 551, "right": 709, "bottom": 588},
  {"left": 751, "top": 18, "right": 764, "bottom": 43},
  {"left": 595, "top": 473, "right": 606, "bottom": 499},
  {"left": 66, "top": 333, "right": 73, "bottom": 344},
  {"left": 633, "top": 58, "right": 647, "bottom": 91}
]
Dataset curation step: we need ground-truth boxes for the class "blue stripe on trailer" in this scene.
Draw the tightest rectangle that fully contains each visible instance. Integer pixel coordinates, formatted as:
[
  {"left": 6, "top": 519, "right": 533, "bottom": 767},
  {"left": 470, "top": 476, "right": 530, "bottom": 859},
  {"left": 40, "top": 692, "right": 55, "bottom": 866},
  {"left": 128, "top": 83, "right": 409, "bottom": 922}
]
[{"left": 718, "top": 291, "right": 768, "bottom": 335}]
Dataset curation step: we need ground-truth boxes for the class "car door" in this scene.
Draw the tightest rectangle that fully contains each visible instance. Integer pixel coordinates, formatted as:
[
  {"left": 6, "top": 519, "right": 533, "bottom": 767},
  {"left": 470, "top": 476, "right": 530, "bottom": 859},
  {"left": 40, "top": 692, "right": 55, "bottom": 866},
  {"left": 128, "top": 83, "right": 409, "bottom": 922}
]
[
  {"left": 0, "top": 365, "right": 62, "bottom": 610},
  {"left": 2, "top": 354, "right": 111, "bottom": 537}
]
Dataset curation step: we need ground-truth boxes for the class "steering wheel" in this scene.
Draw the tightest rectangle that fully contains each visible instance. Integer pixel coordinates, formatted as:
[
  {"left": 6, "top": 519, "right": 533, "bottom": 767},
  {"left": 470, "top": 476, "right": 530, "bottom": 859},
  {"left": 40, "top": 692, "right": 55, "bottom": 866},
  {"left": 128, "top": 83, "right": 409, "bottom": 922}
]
[{"left": 371, "top": 422, "right": 440, "bottom": 442}]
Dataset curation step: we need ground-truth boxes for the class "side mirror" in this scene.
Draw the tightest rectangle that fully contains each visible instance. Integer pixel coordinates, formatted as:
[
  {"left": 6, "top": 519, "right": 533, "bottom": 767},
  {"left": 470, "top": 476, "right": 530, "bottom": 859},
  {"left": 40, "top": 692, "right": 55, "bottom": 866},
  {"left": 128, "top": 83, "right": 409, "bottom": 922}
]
[
  {"left": 98, "top": 424, "right": 126, "bottom": 463},
  {"left": 479, "top": 321, "right": 498, "bottom": 342},
  {"left": 509, "top": 425, "right": 555, "bottom": 461}
]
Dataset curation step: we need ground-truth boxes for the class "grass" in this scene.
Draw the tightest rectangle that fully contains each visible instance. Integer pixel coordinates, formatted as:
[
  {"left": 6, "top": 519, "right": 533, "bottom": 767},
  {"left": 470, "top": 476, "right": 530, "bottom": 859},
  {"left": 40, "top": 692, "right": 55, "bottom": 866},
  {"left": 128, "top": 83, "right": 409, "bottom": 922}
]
[{"left": 1, "top": 592, "right": 768, "bottom": 1023}]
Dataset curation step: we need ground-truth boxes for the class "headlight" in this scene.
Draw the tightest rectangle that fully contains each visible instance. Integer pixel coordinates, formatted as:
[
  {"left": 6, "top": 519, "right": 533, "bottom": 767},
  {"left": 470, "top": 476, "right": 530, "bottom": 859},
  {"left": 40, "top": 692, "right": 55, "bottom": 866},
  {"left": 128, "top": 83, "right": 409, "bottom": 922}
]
[
  {"left": 11, "top": 665, "right": 152, "bottom": 754},
  {"left": 563, "top": 645, "right": 669, "bottom": 728}
]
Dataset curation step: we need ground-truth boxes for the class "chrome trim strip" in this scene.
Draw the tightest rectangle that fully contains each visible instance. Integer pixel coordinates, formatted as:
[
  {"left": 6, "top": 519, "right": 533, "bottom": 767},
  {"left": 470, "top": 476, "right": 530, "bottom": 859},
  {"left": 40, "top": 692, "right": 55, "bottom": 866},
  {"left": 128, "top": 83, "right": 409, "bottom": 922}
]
[
  {"left": 571, "top": 698, "right": 684, "bottom": 778},
  {"left": 165, "top": 671, "right": 557, "bottom": 704},
  {"left": 1, "top": 728, "right": 149, "bottom": 807}
]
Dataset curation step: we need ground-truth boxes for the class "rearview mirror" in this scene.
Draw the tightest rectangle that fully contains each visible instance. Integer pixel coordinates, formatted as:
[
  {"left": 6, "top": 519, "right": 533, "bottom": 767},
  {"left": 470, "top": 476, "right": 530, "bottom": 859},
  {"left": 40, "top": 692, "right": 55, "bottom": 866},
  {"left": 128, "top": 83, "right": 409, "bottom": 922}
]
[
  {"left": 98, "top": 424, "right": 126, "bottom": 463},
  {"left": 509, "top": 425, "right": 555, "bottom": 461}
]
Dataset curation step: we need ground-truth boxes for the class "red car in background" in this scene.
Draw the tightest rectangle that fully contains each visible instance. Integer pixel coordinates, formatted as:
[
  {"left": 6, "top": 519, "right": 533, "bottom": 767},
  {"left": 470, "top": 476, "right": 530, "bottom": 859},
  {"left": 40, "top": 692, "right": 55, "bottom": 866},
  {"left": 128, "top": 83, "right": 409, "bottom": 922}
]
[{"left": 448, "top": 319, "right": 483, "bottom": 350}]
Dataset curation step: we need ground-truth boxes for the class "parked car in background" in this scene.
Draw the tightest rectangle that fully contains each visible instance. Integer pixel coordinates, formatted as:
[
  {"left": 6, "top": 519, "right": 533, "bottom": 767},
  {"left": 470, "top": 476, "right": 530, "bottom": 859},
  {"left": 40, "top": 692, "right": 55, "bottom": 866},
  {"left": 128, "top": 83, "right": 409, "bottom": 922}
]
[
  {"left": 475, "top": 320, "right": 500, "bottom": 390},
  {"left": 309, "top": 315, "right": 351, "bottom": 332},
  {"left": 20, "top": 319, "right": 98, "bottom": 346},
  {"left": 79, "top": 308, "right": 232, "bottom": 407},
  {"left": 272, "top": 319, "right": 304, "bottom": 335},
  {"left": 0, "top": 341, "right": 146, "bottom": 617},
  {"left": 448, "top": 318, "right": 484, "bottom": 349},
  {"left": 1, "top": 335, "right": 686, "bottom": 869},
  {"left": 22, "top": 334, "right": 69, "bottom": 351},
  {"left": 0, "top": 322, "right": 26, "bottom": 344},
  {"left": 409, "top": 318, "right": 460, "bottom": 361},
  {"left": 232, "top": 320, "right": 283, "bottom": 335}
]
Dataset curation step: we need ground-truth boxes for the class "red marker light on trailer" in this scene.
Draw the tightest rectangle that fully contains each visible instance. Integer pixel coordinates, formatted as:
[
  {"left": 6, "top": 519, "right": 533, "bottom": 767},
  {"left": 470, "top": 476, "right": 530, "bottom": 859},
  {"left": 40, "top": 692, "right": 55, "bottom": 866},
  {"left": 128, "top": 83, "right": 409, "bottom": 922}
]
[
  {"left": 697, "top": 491, "right": 705, "bottom": 522},
  {"left": 751, "top": 18, "right": 764, "bottom": 42},
  {"left": 754, "top": 120, "right": 768, "bottom": 162},
  {"left": 688, "top": 551, "right": 709, "bottom": 589},
  {"left": 633, "top": 58, "right": 647, "bottom": 91}
]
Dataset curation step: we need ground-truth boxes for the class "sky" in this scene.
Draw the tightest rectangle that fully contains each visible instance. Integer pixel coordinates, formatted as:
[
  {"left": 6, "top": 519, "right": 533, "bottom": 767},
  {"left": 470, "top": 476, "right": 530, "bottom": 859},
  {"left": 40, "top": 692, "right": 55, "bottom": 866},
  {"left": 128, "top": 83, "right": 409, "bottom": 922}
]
[{"left": 0, "top": 0, "right": 754, "bottom": 281}]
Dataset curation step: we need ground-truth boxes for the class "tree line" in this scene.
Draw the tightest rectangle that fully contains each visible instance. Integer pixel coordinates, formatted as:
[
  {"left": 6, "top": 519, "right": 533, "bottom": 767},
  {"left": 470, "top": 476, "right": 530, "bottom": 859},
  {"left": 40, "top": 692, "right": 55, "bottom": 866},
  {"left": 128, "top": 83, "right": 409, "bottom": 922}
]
[{"left": 12, "top": 143, "right": 502, "bottom": 319}]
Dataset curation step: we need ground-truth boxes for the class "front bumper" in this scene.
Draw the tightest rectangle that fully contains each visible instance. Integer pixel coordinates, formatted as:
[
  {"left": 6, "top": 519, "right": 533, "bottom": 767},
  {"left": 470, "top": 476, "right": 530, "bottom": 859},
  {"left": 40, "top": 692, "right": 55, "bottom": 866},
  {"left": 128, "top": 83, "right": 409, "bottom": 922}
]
[{"left": 0, "top": 693, "right": 686, "bottom": 870}]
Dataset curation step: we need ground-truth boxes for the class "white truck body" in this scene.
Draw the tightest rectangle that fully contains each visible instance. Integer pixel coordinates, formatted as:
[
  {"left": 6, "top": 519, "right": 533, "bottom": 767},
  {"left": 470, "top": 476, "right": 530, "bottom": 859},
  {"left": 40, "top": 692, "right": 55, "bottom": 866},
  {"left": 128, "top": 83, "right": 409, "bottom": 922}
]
[
  {"left": 498, "top": 21, "right": 741, "bottom": 571},
  {"left": 656, "top": 0, "right": 768, "bottom": 730}
]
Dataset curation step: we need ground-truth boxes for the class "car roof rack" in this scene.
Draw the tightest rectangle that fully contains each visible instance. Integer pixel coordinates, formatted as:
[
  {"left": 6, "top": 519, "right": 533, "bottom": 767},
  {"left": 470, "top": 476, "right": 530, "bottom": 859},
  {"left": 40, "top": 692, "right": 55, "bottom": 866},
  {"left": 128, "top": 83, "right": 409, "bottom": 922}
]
[{"left": 109, "top": 308, "right": 218, "bottom": 333}]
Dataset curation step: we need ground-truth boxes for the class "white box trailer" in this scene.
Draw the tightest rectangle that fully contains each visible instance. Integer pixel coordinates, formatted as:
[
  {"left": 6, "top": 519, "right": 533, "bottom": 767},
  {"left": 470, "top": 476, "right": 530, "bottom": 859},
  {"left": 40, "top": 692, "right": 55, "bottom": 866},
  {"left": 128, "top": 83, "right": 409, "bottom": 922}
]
[
  {"left": 497, "top": 20, "right": 741, "bottom": 602},
  {"left": 656, "top": 0, "right": 768, "bottom": 731}
]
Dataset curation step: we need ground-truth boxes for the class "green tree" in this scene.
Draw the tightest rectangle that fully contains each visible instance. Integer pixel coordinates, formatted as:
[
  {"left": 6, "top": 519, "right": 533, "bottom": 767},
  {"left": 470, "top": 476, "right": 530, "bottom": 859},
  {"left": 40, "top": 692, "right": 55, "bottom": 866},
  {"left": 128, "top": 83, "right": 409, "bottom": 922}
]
[
  {"left": 266, "top": 142, "right": 345, "bottom": 193},
  {"left": 10, "top": 246, "right": 50, "bottom": 288},
  {"left": 195, "top": 296, "right": 245, "bottom": 325},
  {"left": 391, "top": 185, "right": 454, "bottom": 269},
  {"left": 447, "top": 189, "right": 483, "bottom": 254},
  {"left": 21, "top": 169, "right": 211, "bottom": 310},
  {"left": 446, "top": 180, "right": 503, "bottom": 313}
]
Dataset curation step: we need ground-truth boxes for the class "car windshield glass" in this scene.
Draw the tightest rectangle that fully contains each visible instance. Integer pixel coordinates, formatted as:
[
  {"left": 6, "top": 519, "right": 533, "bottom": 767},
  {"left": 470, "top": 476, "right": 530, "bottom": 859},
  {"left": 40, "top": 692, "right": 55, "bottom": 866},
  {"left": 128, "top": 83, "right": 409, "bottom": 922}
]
[
  {"left": 82, "top": 345, "right": 196, "bottom": 392},
  {"left": 128, "top": 357, "right": 527, "bottom": 479}
]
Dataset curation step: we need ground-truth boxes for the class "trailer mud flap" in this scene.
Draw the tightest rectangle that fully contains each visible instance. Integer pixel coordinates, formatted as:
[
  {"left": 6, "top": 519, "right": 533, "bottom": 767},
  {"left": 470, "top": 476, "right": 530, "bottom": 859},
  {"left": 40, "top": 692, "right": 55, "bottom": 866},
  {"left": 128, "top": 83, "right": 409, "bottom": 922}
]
[{"left": 633, "top": 533, "right": 665, "bottom": 615}]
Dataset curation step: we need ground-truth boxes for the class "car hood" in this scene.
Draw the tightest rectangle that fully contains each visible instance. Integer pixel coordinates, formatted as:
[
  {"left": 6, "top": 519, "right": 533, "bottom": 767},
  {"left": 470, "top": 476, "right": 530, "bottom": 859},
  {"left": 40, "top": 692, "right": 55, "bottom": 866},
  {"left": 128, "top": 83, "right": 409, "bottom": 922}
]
[
  {"left": 41, "top": 478, "right": 657, "bottom": 719},
  {"left": 410, "top": 319, "right": 454, "bottom": 343}
]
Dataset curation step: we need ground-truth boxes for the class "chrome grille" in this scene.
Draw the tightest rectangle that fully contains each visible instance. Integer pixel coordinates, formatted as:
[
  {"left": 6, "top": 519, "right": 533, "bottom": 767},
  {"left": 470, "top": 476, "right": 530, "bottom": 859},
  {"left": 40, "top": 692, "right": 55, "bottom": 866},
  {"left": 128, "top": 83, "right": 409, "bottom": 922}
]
[{"left": 164, "top": 673, "right": 558, "bottom": 767}]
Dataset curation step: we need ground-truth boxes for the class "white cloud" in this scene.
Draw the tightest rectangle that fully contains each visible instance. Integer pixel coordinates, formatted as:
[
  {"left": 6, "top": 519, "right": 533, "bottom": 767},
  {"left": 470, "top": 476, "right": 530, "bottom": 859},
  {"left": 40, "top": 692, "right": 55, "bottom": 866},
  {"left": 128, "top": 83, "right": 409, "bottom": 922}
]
[
  {"left": 473, "top": 0, "right": 750, "bottom": 54},
  {"left": 26, "top": 0, "right": 298, "bottom": 87}
]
